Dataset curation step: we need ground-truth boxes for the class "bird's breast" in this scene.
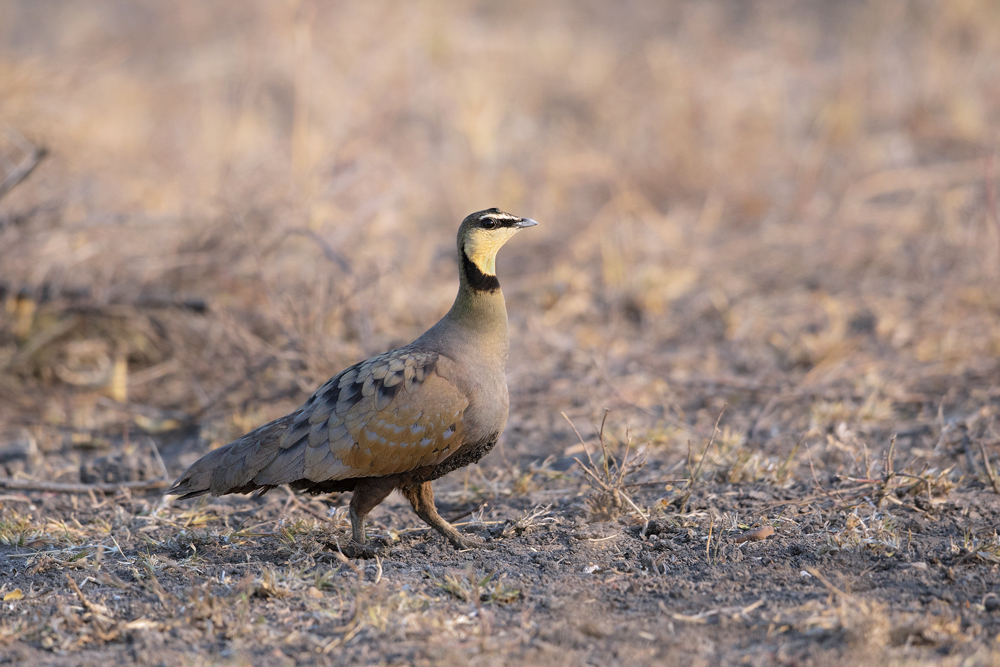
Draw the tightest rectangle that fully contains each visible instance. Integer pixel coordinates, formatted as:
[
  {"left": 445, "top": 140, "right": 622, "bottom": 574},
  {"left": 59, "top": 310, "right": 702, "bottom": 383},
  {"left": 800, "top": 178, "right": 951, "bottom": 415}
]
[
  {"left": 435, "top": 353, "right": 509, "bottom": 446},
  {"left": 464, "top": 373, "right": 509, "bottom": 443}
]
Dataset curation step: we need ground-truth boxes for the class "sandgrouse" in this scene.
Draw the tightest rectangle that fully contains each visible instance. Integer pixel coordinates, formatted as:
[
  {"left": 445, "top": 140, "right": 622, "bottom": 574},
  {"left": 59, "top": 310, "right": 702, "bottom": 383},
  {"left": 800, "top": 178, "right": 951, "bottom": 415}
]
[{"left": 167, "top": 209, "right": 537, "bottom": 553}]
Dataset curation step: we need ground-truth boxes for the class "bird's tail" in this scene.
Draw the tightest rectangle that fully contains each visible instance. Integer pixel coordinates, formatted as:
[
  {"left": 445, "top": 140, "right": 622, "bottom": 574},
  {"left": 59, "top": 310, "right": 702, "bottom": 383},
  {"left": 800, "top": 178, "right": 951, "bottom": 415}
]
[{"left": 167, "top": 414, "right": 295, "bottom": 499}]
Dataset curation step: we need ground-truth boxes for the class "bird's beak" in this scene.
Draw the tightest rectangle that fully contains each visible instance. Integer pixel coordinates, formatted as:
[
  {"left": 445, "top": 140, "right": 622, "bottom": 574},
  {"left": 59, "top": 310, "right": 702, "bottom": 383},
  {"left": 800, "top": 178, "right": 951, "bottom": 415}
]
[{"left": 514, "top": 217, "right": 538, "bottom": 229}]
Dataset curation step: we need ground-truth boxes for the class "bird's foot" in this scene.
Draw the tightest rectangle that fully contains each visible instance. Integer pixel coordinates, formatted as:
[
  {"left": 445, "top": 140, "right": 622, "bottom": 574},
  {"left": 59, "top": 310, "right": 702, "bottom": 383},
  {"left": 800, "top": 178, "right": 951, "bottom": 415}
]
[
  {"left": 323, "top": 537, "right": 387, "bottom": 560},
  {"left": 447, "top": 531, "right": 486, "bottom": 551}
]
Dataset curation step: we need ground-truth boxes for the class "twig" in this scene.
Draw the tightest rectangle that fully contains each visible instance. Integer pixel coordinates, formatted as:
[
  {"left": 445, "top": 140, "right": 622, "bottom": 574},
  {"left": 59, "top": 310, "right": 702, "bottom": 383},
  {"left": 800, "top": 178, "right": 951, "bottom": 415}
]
[
  {"left": 0, "top": 139, "right": 46, "bottom": 202},
  {"left": 806, "top": 567, "right": 853, "bottom": 601},
  {"left": 280, "top": 228, "right": 353, "bottom": 274},
  {"left": 806, "top": 447, "right": 843, "bottom": 505},
  {"left": 986, "top": 149, "right": 1000, "bottom": 273},
  {"left": 687, "top": 406, "right": 726, "bottom": 489},
  {"left": 619, "top": 490, "right": 650, "bottom": 535},
  {"left": 670, "top": 597, "right": 766, "bottom": 623},
  {"left": 65, "top": 572, "right": 115, "bottom": 620},
  {"left": 146, "top": 439, "right": 169, "bottom": 480},
  {"left": 981, "top": 442, "right": 1000, "bottom": 495},
  {"left": 561, "top": 412, "right": 599, "bottom": 472},
  {"left": 280, "top": 487, "right": 344, "bottom": 523},
  {"left": 447, "top": 500, "right": 489, "bottom": 523},
  {"left": 706, "top": 514, "right": 714, "bottom": 564},
  {"left": 562, "top": 411, "right": 649, "bottom": 533},
  {"left": 598, "top": 409, "right": 611, "bottom": 483},
  {"left": 678, "top": 406, "right": 725, "bottom": 515},
  {"left": 625, "top": 479, "right": 690, "bottom": 487},
  {"left": 0, "top": 477, "right": 171, "bottom": 494},
  {"left": 846, "top": 471, "right": 933, "bottom": 485},
  {"left": 874, "top": 434, "right": 897, "bottom": 508}
]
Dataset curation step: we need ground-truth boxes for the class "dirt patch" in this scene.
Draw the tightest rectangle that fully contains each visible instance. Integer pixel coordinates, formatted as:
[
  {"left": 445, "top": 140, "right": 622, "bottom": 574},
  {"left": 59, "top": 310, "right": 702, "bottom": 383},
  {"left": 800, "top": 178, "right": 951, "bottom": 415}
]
[{"left": 3, "top": 414, "right": 1000, "bottom": 666}]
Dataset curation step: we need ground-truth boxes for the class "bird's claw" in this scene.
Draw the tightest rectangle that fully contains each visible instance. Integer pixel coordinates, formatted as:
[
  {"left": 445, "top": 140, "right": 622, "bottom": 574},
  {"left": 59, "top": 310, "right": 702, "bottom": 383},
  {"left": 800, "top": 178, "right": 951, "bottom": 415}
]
[
  {"left": 449, "top": 532, "right": 487, "bottom": 550},
  {"left": 323, "top": 537, "right": 387, "bottom": 560}
]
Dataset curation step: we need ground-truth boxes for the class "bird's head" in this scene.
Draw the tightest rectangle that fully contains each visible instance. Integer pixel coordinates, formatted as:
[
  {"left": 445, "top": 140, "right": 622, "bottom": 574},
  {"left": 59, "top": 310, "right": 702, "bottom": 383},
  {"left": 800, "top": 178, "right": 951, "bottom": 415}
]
[{"left": 457, "top": 208, "right": 538, "bottom": 280}]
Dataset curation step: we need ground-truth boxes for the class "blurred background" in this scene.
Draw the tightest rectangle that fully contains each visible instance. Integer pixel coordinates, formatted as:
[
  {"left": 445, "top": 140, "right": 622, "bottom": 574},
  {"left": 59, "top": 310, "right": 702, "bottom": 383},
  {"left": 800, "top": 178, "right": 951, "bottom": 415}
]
[{"left": 1, "top": 0, "right": 999, "bottom": 483}]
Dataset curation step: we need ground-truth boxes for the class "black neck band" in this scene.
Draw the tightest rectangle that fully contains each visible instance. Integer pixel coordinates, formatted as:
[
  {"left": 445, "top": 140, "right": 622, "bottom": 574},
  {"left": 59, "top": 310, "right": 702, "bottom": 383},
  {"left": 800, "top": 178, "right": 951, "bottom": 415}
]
[{"left": 461, "top": 249, "right": 500, "bottom": 292}]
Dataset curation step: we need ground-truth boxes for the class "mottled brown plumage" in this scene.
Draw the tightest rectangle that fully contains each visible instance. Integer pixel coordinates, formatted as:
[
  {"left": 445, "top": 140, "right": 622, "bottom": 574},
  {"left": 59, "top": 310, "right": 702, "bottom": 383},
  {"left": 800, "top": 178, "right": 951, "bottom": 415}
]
[{"left": 167, "top": 209, "right": 537, "bottom": 552}]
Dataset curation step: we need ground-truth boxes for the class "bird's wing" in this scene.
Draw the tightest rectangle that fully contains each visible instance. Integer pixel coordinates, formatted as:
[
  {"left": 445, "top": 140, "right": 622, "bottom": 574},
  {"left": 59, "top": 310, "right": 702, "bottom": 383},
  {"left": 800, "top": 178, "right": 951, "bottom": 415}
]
[{"left": 249, "top": 348, "right": 470, "bottom": 486}]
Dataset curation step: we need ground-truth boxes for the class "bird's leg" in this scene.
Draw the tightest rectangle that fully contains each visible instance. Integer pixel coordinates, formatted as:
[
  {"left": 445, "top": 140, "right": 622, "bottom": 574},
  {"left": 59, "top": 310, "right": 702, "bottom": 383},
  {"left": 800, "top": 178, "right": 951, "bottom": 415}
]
[
  {"left": 340, "top": 478, "right": 396, "bottom": 558},
  {"left": 403, "top": 481, "right": 484, "bottom": 550}
]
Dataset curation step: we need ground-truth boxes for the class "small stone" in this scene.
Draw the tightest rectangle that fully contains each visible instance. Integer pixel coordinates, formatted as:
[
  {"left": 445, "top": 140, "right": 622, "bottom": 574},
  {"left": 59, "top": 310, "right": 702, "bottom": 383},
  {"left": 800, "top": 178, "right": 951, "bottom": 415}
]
[{"left": 734, "top": 525, "right": 774, "bottom": 544}]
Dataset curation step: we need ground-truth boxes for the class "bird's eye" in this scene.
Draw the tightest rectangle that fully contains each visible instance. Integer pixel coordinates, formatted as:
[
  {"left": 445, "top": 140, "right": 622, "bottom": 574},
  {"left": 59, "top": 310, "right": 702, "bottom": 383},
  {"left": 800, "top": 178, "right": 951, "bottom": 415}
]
[{"left": 481, "top": 218, "right": 498, "bottom": 230}]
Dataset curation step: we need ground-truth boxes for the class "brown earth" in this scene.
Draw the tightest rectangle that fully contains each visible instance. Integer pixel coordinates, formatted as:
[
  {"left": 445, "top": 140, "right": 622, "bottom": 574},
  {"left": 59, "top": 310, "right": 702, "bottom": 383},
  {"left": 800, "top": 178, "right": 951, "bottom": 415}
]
[{"left": 2, "top": 1, "right": 1000, "bottom": 665}]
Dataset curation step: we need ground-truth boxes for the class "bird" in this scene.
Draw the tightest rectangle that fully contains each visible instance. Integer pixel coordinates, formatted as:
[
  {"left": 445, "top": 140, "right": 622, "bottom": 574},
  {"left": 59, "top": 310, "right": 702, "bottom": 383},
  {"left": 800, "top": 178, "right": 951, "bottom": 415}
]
[{"left": 167, "top": 208, "right": 537, "bottom": 554}]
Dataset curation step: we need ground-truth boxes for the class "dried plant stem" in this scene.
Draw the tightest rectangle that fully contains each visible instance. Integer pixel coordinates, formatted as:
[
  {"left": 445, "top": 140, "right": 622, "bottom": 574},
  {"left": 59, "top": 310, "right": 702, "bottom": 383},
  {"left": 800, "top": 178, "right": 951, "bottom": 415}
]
[
  {"left": 678, "top": 406, "right": 726, "bottom": 515},
  {"left": 561, "top": 410, "right": 649, "bottom": 534},
  {"left": 0, "top": 139, "right": 46, "bottom": 202},
  {"left": 0, "top": 477, "right": 170, "bottom": 494},
  {"left": 980, "top": 442, "right": 1000, "bottom": 495},
  {"left": 706, "top": 514, "right": 714, "bottom": 564},
  {"left": 874, "top": 434, "right": 897, "bottom": 508},
  {"left": 806, "top": 567, "right": 853, "bottom": 601},
  {"left": 561, "top": 411, "right": 598, "bottom": 472},
  {"left": 986, "top": 150, "right": 1000, "bottom": 274},
  {"left": 688, "top": 406, "right": 726, "bottom": 489}
]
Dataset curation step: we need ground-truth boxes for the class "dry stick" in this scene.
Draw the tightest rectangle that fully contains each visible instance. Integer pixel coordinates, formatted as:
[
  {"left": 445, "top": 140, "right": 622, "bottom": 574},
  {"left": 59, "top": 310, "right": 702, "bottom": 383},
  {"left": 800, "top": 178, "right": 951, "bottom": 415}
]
[
  {"left": 847, "top": 471, "right": 935, "bottom": 486},
  {"left": 598, "top": 408, "right": 612, "bottom": 484},
  {"left": 806, "top": 567, "right": 853, "bottom": 601},
  {"left": 980, "top": 442, "right": 1000, "bottom": 495},
  {"left": 986, "top": 150, "right": 1000, "bottom": 272},
  {"left": 615, "top": 428, "right": 636, "bottom": 491},
  {"left": 875, "top": 434, "right": 898, "bottom": 508},
  {"left": 806, "top": 447, "right": 844, "bottom": 505},
  {"left": 0, "top": 478, "right": 170, "bottom": 494},
  {"left": 840, "top": 435, "right": 948, "bottom": 509},
  {"left": 280, "top": 488, "right": 343, "bottom": 524},
  {"left": 65, "top": 572, "right": 114, "bottom": 620},
  {"left": 561, "top": 411, "right": 650, "bottom": 535},
  {"left": 679, "top": 405, "right": 726, "bottom": 515},
  {"left": 687, "top": 406, "right": 726, "bottom": 488},
  {"left": 0, "top": 146, "right": 46, "bottom": 203},
  {"left": 862, "top": 441, "right": 872, "bottom": 481},
  {"left": 714, "top": 523, "right": 724, "bottom": 562},
  {"left": 146, "top": 439, "right": 169, "bottom": 480},
  {"left": 561, "top": 411, "right": 599, "bottom": 472},
  {"left": 282, "top": 228, "right": 352, "bottom": 274},
  {"left": 706, "top": 514, "right": 714, "bottom": 565},
  {"left": 670, "top": 597, "right": 766, "bottom": 624},
  {"left": 620, "top": 491, "right": 650, "bottom": 537},
  {"left": 626, "top": 479, "right": 690, "bottom": 487},
  {"left": 447, "top": 500, "right": 489, "bottom": 524}
]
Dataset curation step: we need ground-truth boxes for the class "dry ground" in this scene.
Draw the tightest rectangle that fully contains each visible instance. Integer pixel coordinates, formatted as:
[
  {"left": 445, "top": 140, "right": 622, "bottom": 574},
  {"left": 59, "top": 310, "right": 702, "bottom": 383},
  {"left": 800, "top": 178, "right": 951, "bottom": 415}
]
[{"left": 2, "top": 1, "right": 1000, "bottom": 665}]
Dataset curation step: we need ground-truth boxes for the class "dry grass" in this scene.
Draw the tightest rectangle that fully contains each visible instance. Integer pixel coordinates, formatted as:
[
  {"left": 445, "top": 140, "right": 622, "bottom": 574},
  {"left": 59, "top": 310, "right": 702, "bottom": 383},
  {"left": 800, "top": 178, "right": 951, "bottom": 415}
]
[{"left": 2, "top": 0, "right": 1000, "bottom": 665}]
